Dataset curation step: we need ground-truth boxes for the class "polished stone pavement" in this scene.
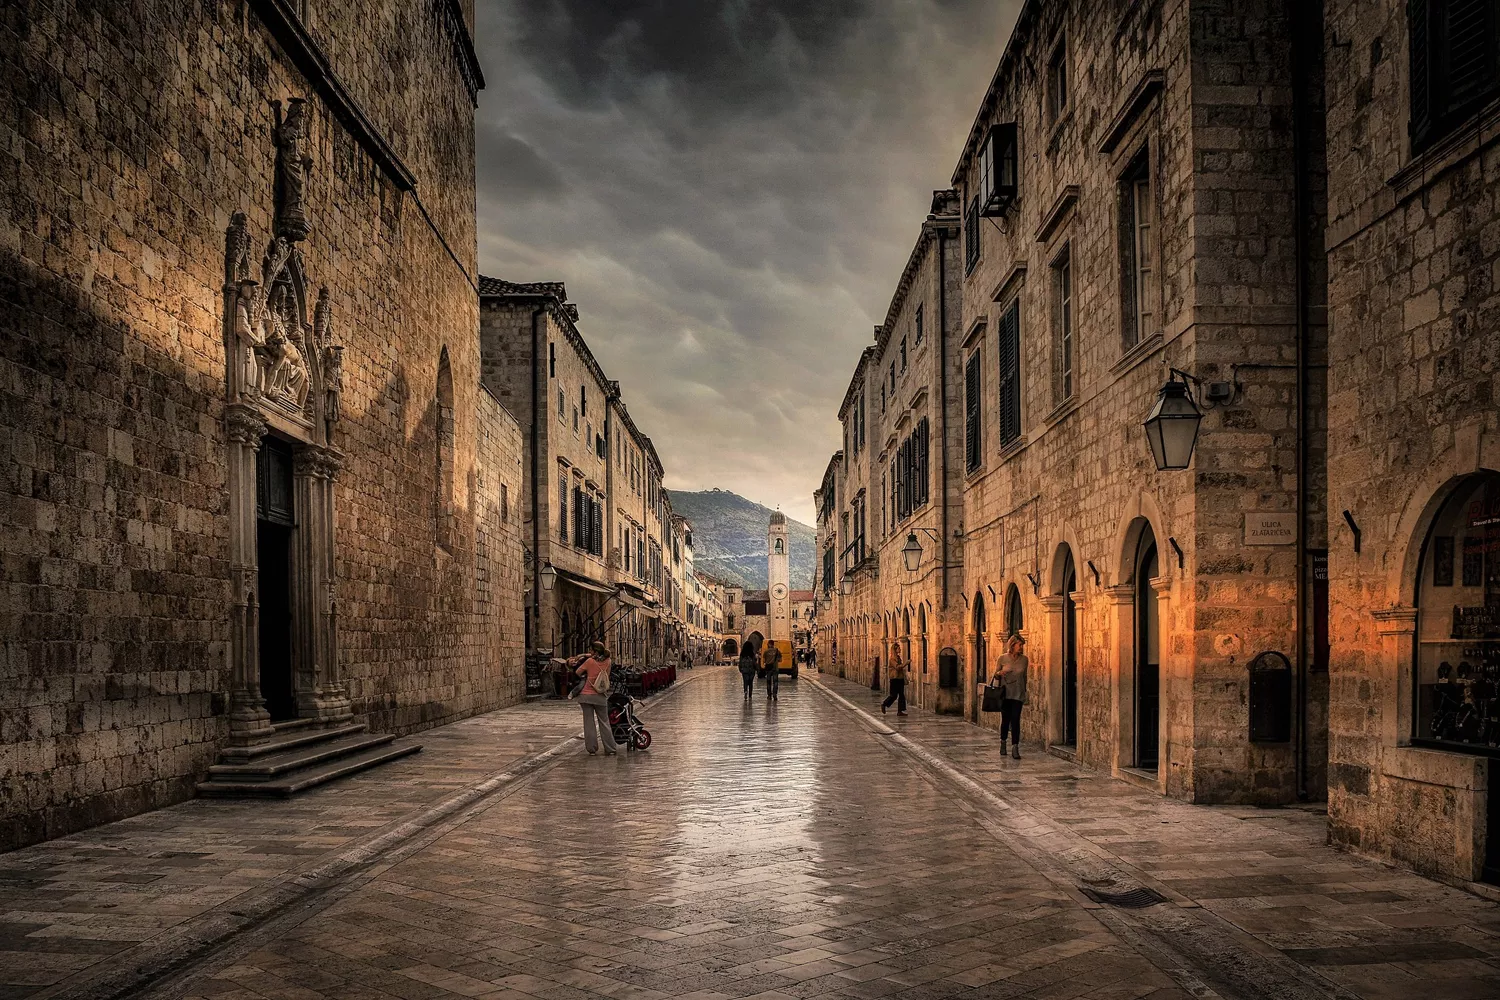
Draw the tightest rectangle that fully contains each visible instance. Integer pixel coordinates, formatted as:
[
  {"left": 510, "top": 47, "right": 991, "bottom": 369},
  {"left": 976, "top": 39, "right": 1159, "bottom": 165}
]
[{"left": 2, "top": 667, "right": 1499, "bottom": 1000}]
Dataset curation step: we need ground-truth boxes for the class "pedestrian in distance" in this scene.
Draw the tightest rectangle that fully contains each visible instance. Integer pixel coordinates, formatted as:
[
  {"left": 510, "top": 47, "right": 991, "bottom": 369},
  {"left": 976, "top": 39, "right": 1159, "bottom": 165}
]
[
  {"left": 882, "top": 647, "right": 908, "bottom": 715},
  {"left": 738, "top": 643, "right": 759, "bottom": 700},
  {"left": 569, "top": 641, "right": 619, "bottom": 756},
  {"left": 992, "top": 634, "right": 1029, "bottom": 759},
  {"left": 762, "top": 643, "right": 782, "bottom": 701}
]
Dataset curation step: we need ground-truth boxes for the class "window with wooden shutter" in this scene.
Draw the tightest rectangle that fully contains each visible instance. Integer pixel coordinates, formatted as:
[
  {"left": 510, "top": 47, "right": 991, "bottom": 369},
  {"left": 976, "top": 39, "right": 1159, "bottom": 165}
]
[
  {"left": 558, "top": 472, "right": 568, "bottom": 542},
  {"left": 1409, "top": 0, "right": 1499, "bottom": 153},
  {"left": 965, "top": 197, "right": 981, "bottom": 271},
  {"left": 999, "top": 301, "right": 1022, "bottom": 446},
  {"left": 573, "top": 486, "right": 584, "bottom": 548},
  {"left": 965, "top": 353, "right": 982, "bottom": 472},
  {"left": 917, "top": 418, "right": 930, "bottom": 506}
]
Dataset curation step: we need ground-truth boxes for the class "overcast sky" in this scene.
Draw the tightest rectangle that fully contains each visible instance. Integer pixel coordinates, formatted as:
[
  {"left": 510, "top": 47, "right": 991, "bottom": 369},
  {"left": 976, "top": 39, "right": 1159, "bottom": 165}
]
[{"left": 474, "top": 1, "right": 1021, "bottom": 525}]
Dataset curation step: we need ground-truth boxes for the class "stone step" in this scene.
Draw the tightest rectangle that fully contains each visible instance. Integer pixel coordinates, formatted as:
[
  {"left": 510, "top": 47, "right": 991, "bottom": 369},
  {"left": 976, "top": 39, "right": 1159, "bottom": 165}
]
[
  {"left": 206, "top": 731, "right": 399, "bottom": 780},
  {"left": 219, "top": 722, "right": 369, "bottom": 763},
  {"left": 196, "top": 740, "right": 421, "bottom": 798}
]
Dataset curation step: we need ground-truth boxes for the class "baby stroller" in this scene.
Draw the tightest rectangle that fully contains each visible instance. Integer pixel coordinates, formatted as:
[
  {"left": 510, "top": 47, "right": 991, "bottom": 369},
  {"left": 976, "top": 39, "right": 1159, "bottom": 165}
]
[{"left": 608, "top": 689, "right": 652, "bottom": 750}]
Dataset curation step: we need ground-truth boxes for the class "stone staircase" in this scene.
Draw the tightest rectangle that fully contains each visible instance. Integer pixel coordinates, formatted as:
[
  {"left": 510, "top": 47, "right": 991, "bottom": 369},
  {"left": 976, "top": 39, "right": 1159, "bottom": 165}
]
[{"left": 196, "top": 718, "right": 421, "bottom": 798}]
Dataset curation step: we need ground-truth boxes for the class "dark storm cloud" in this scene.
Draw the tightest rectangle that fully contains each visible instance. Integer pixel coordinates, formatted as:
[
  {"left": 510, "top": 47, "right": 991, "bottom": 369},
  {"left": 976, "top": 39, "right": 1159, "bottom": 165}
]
[{"left": 474, "top": 0, "right": 1020, "bottom": 523}]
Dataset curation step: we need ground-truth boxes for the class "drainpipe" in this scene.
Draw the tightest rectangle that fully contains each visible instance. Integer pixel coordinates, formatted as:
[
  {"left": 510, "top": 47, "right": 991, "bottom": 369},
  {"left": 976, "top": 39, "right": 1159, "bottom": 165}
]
[
  {"left": 530, "top": 306, "right": 545, "bottom": 653},
  {"left": 1290, "top": 0, "right": 1313, "bottom": 802},
  {"left": 937, "top": 224, "right": 951, "bottom": 614}
]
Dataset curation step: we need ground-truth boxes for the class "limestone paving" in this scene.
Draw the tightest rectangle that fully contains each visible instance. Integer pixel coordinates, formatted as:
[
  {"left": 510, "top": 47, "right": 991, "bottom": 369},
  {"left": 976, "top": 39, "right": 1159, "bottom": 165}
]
[{"left": 1, "top": 668, "right": 1498, "bottom": 1000}]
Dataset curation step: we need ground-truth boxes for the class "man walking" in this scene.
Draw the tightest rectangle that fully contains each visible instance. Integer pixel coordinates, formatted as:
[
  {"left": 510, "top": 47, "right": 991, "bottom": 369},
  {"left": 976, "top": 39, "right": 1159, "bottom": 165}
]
[
  {"left": 882, "top": 648, "right": 908, "bottom": 715},
  {"left": 763, "top": 643, "right": 782, "bottom": 702}
]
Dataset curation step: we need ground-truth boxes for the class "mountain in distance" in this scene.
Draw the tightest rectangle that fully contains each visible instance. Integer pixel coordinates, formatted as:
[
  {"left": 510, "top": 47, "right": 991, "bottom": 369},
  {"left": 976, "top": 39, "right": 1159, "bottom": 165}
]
[{"left": 667, "top": 488, "right": 815, "bottom": 590}]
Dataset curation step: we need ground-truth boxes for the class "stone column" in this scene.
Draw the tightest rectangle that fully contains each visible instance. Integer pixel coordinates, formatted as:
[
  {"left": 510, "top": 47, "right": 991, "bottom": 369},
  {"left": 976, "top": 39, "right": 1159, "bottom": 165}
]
[
  {"left": 1103, "top": 584, "right": 1135, "bottom": 773},
  {"left": 1150, "top": 575, "right": 1174, "bottom": 779},
  {"left": 294, "top": 445, "right": 352, "bottom": 723},
  {"left": 1372, "top": 606, "right": 1418, "bottom": 746},
  {"left": 1040, "top": 594, "right": 1065, "bottom": 746},
  {"left": 225, "top": 404, "right": 275, "bottom": 746}
]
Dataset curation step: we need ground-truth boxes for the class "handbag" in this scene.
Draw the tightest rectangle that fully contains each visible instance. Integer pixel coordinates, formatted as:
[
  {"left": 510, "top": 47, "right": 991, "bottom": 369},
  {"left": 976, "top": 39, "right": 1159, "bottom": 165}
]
[{"left": 981, "top": 683, "right": 1005, "bottom": 712}]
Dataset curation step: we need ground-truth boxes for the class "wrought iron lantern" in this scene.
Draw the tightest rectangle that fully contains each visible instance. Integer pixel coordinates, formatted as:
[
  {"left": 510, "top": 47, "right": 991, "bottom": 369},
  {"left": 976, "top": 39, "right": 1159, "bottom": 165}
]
[{"left": 1144, "top": 370, "right": 1203, "bottom": 471}]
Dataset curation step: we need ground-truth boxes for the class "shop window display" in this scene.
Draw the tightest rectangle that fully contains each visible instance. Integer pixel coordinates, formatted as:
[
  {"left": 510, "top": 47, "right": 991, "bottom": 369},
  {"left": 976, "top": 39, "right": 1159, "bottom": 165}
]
[{"left": 1416, "top": 472, "right": 1500, "bottom": 750}]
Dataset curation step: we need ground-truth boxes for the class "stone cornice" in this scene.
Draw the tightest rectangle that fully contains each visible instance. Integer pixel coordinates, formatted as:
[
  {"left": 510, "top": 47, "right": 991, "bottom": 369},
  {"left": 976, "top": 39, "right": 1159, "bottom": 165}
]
[
  {"left": 1372, "top": 606, "right": 1419, "bottom": 635},
  {"left": 875, "top": 198, "right": 961, "bottom": 354},
  {"left": 1099, "top": 69, "right": 1165, "bottom": 155}
]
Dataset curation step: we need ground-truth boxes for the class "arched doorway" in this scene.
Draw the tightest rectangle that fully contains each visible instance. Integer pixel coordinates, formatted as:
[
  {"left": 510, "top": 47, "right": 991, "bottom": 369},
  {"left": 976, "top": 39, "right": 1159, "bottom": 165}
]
[
  {"left": 722, "top": 638, "right": 738, "bottom": 658},
  {"left": 746, "top": 631, "right": 764, "bottom": 654},
  {"left": 971, "top": 594, "right": 987, "bottom": 723},
  {"left": 1134, "top": 526, "right": 1161, "bottom": 769},
  {"left": 1060, "top": 549, "right": 1079, "bottom": 747},
  {"left": 1414, "top": 471, "right": 1500, "bottom": 881},
  {"left": 902, "top": 608, "right": 912, "bottom": 679}
]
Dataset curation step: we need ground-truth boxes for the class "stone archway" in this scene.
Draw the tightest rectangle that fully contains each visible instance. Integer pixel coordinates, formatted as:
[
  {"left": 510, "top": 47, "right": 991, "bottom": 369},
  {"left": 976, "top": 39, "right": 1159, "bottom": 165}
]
[
  {"left": 722, "top": 638, "right": 738, "bottom": 658},
  {"left": 222, "top": 99, "right": 348, "bottom": 746},
  {"left": 746, "top": 631, "right": 764, "bottom": 653}
]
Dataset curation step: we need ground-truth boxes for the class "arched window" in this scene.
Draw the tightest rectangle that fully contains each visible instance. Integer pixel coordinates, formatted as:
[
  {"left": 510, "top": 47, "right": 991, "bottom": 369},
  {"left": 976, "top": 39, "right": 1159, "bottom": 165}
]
[
  {"left": 1004, "top": 583, "right": 1023, "bottom": 637},
  {"left": 775, "top": 538, "right": 783, "bottom": 553},
  {"left": 1416, "top": 472, "right": 1500, "bottom": 749},
  {"left": 435, "top": 347, "right": 455, "bottom": 548},
  {"left": 973, "top": 594, "right": 987, "bottom": 682}
]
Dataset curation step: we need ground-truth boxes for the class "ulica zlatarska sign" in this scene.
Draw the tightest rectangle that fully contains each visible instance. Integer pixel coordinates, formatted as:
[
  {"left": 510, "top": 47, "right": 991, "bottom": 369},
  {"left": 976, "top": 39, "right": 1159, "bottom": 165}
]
[{"left": 1245, "top": 511, "right": 1297, "bottom": 545}]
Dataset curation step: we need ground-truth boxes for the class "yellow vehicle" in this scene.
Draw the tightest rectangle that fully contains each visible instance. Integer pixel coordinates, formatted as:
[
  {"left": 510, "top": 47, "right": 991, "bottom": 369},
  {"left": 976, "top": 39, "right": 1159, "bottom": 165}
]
[{"left": 762, "top": 639, "right": 797, "bottom": 680}]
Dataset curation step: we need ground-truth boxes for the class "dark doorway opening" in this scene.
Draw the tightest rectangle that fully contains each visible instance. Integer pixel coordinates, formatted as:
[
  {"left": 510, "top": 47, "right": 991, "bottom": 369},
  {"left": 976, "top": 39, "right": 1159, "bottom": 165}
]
[
  {"left": 1135, "top": 531, "right": 1160, "bottom": 769},
  {"left": 1061, "top": 550, "right": 1079, "bottom": 747},
  {"left": 256, "top": 437, "right": 297, "bottom": 722}
]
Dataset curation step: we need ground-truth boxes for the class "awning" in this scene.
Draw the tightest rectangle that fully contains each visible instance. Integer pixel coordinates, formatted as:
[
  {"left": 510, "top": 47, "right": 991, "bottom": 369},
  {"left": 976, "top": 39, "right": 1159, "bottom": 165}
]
[
  {"left": 616, "top": 589, "right": 642, "bottom": 608},
  {"left": 556, "top": 568, "right": 614, "bottom": 595},
  {"left": 637, "top": 604, "right": 659, "bottom": 619}
]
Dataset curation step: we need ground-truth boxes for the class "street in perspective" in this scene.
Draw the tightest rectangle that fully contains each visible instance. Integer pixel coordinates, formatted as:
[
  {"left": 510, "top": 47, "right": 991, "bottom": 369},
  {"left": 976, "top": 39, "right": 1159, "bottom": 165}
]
[{"left": 5, "top": 1, "right": 1500, "bottom": 999}]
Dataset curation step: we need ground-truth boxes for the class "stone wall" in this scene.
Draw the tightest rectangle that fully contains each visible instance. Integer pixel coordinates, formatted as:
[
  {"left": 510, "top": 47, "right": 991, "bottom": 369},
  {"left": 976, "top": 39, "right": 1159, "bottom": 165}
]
[
  {"left": 0, "top": 0, "right": 520, "bottom": 850},
  {"left": 1322, "top": 0, "right": 1500, "bottom": 881}
]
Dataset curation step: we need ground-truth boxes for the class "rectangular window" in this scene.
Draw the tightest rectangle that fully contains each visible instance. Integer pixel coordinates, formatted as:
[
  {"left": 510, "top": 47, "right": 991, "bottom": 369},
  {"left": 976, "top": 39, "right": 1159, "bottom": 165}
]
[
  {"left": 1409, "top": 0, "right": 1499, "bottom": 154},
  {"left": 581, "top": 384, "right": 587, "bottom": 416},
  {"left": 915, "top": 304, "right": 924, "bottom": 344},
  {"left": 573, "top": 486, "right": 584, "bottom": 549},
  {"left": 880, "top": 382, "right": 886, "bottom": 414},
  {"left": 1053, "top": 246, "right": 1073, "bottom": 402},
  {"left": 558, "top": 472, "right": 568, "bottom": 542},
  {"left": 1120, "top": 151, "right": 1156, "bottom": 348},
  {"left": 572, "top": 407, "right": 579, "bottom": 432},
  {"left": 558, "top": 388, "right": 566, "bottom": 423},
  {"left": 889, "top": 363, "right": 896, "bottom": 393},
  {"left": 549, "top": 342, "right": 556, "bottom": 378},
  {"left": 1047, "top": 38, "right": 1069, "bottom": 123},
  {"left": 501, "top": 483, "right": 509, "bottom": 523},
  {"left": 965, "top": 196, "right": 981, "bottom": 271},
  {"left": 998, "top": 301, "right": 1022, "bottom": 446},
  {"left": 900, "top": 336, "right": 908, "bottom": 371},
  {"left": 965, "top": 352, "right": 982, "bottom": 472}
]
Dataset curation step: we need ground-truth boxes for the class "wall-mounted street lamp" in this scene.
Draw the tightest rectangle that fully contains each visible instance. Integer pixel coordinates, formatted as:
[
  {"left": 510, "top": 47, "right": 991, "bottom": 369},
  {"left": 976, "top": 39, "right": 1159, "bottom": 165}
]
[
  {"left": 841, "top": 573, "right": 855, "bottom": 596},
  {"left": 540, "top": 561, "right": 557, "bottom": 592},
  {"left": 900, "top": 528, "right": 945, "bottom": 573},
  {"left": 1144, "top": 369, "right": 1204, "bottom": 471}
]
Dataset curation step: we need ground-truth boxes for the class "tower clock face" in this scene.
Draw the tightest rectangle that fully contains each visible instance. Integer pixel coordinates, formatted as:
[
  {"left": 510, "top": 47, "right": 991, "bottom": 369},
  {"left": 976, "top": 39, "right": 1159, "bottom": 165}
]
[{"left": 772, "top": 584, "right": 787, "bottom": 600}]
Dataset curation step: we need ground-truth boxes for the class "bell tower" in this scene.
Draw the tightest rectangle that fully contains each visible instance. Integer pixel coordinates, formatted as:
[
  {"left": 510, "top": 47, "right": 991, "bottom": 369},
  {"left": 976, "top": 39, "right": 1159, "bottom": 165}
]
[{"left": 768, "top": 510, "right": 791, "bottom": 643}]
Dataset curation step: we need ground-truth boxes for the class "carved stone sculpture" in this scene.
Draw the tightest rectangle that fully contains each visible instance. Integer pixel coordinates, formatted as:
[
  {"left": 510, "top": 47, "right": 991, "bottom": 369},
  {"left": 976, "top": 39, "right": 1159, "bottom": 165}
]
[{"left": 274, "top": 98, "right": 312, "bottom": 242}]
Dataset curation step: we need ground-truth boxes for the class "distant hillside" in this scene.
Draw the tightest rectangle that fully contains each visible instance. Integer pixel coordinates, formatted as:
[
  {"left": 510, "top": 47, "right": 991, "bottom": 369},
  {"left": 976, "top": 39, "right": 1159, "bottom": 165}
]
[{"left": 668, "top": 489, "right": 815, "bottom": 590}]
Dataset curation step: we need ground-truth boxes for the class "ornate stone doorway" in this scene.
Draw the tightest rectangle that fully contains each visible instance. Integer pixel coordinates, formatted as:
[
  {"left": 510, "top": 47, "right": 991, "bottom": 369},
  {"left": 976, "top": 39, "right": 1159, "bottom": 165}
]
[{"left": 256, "top": 436, "right": 297, "bottom": 721}]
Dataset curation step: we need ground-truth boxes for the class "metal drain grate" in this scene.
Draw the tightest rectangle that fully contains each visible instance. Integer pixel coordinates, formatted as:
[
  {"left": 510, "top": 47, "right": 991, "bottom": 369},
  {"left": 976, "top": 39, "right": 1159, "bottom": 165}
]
[{"left": 1079, "top": 884, "right": 1168, "bottom": 908}]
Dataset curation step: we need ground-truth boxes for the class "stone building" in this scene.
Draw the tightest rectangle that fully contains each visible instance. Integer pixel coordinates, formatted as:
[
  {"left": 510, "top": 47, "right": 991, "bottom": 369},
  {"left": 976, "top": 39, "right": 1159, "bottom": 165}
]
[
  {"left": 716, "top": 513, "right": 796, "bottom": 660},
  {"left": 1322, "top": 0, "right": 1500, "bottom": 883},
  {"left": 813, "top": 452, "right": 842, "bottom": 667},
  {"left": 2, "top": 0, "right": 526, "bottom": 848},
  {"left": 819, "top": 0, "right": 1329, "bottom": 805},
  {"left": 478, "top": 280, "right": 683, "bottom": 672}
]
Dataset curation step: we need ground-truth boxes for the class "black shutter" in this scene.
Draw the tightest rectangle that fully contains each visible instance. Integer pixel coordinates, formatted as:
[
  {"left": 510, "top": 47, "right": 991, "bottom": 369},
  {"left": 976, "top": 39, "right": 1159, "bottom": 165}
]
[
  {"left": 1449, "top": 0, "right": 1497, "bottom": 107},
  {"left": 572, "top": 486, "right": 583, "bottom": 548},
  {"left": 965, "top": 354, "right": 982, "bottom": 471},
  {"left": 1410, "top": 0, "right": 1434, "bottom": 146},
  {"left": 918, "top": 418, "right": 929, "bottom": 506},
  {"left": 999, "top": 302, "right": 1021, "bottom": 446}
]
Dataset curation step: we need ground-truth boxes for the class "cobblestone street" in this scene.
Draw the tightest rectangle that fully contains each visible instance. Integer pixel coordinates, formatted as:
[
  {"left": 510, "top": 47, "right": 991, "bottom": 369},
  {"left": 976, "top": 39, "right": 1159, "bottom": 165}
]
[{"left": 4, "top": 668, "right": 1500, "bottom": 1000}]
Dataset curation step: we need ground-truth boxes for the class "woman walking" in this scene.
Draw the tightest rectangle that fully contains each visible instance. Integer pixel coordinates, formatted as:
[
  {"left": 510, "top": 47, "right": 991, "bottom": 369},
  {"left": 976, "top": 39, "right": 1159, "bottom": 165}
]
[
  {"left": 881, "top": 648, "right": 908, "bottom": 715},
  {"left": 992, "top": 635, "right": 1029, "bottom": 758},
  {"left": 570, "top": 641, "right": 619, "bottom": 755},
  {"left": 738, "top": 643, "right": 759, "bottom": 700}
]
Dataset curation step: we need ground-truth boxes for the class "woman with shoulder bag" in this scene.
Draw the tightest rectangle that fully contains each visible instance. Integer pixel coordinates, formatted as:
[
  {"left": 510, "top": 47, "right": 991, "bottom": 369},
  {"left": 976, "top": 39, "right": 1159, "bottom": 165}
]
[
  {"left": 571, "top": 641, "right": 620, "bottom": 755},
  {"left": 991, "top": 634, "right": 1029, "bottom": 759}
]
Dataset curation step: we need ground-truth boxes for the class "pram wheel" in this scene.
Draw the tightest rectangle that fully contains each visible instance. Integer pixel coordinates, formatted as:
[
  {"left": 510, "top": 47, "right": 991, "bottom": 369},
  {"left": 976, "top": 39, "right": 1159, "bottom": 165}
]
[
  {"left": 633, "top": 729, "right": 652, "bottom": 750},
  {"left": 611, "top": 726, "right": 629, "bottom": 746}
]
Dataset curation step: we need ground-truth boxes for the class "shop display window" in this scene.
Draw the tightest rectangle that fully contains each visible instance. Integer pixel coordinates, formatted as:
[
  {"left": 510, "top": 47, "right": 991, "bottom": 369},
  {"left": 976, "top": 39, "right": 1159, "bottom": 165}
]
[{"left": 1416, "top": 472, "right": 1500, "bottom": 750}]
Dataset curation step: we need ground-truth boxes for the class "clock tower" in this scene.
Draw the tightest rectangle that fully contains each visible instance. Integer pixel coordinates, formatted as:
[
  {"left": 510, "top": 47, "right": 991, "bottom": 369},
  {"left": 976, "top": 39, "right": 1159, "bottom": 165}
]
[{"left": 768, "top": 510, "right": 791, "bottom": 644}]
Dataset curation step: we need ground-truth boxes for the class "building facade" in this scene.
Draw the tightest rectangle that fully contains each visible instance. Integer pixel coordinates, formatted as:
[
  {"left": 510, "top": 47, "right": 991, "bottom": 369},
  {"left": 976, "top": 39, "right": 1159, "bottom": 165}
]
[
  {"left": 478, "top": 280, "right": 686, "bottom": 673},
  {"left": 818, "top": 0, "right": 1329, "bottom": 805},
  {"left": 2, "top": 0, "right": 526, "bottom": 849},
  {"left": 1322, "top": 0, "right": 1500, "bottom": 883}
]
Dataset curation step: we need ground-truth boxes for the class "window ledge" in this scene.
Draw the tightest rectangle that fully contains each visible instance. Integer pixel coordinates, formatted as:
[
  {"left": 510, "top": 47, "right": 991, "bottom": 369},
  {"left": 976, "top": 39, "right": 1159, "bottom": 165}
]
[
  {"left": 1110, "top": 331, "right": 1164, "bottom": 376},
  {"left": 1389, "top": 97, "right": 1500, "bottom": 204},
  {"left": 999, "top": 435, "right": 1028, "bottom": 463},
  {"left": 964, "top": 463, "right": 987, "bottom": 484},
  {"left": 1044, "top": 395, "right": 1080, "bottom": 427}
]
